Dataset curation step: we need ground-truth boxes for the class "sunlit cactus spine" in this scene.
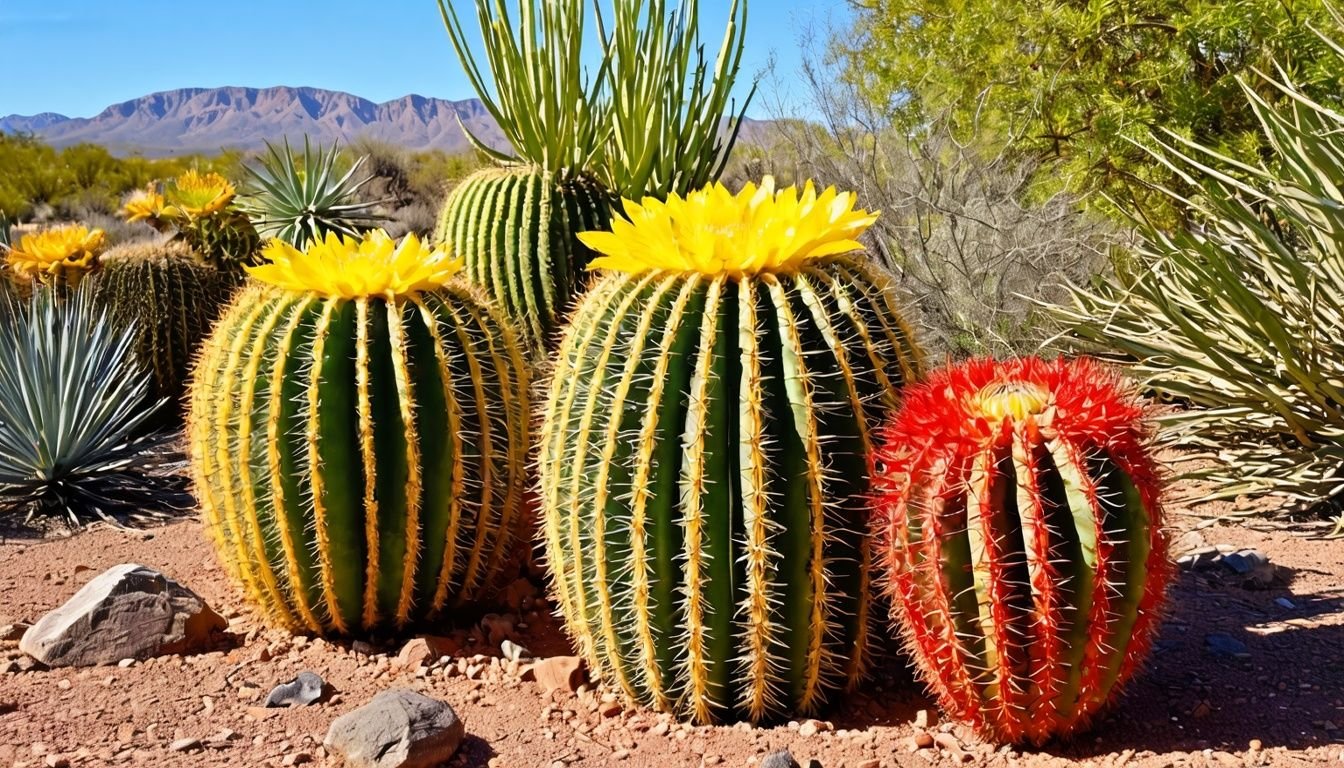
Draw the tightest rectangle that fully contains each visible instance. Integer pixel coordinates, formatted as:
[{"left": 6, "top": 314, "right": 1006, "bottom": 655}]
[
  {"left": 540, "top": 179, "right": 924, "bottom": 724},
  {"left": 91, "top": 239, "right": 241, "bottom": 408},
  {"left": 434, "top": 167, "right": 610, "bottom": 346},
  {"left": 872, "top": 357, "right": 1172, "bottom": 745},
  {"left": 188, "top": 230, "right": 530, "bottom": 635}
]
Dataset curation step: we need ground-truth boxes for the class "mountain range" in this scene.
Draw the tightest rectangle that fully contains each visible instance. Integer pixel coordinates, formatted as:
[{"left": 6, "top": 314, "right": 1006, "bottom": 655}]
[
  {"left": 0, "top": 86, "right": 511, "bottom": 156},
  {"left": 1, "top": 85, "right": 770, "bottom": 157}
]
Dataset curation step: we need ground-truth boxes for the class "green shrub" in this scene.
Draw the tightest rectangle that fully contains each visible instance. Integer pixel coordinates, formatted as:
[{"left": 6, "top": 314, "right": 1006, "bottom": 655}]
[{"left": 1052, "top": 19, "right": 1344, "bottom": 530}]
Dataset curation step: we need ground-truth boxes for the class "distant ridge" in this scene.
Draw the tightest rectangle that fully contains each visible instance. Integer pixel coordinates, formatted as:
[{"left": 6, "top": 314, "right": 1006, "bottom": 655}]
[{"left": 0, "top": 86, "right": 510, "bottom": 156}]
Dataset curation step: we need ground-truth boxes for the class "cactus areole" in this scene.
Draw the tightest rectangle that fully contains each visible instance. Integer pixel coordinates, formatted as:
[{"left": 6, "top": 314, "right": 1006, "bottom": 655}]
[
  {"left": 540, "top": 178, "right": 924, "bottom": 724},
  {"left": 873, "top": 357, "right": 1171, "bottom": 745},
  {"left": 188, "top": 230, "right": 530, "bottom": 635}
]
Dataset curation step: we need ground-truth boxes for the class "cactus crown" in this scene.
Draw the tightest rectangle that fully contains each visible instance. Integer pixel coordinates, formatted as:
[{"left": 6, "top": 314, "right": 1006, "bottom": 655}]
[
  {"left": 5, "top": 224, "right": 106, "bottom": 285},
  {"left": 247, "top": 229, "right": 462, "bottom": 300},
  {"left": 578, "top": 177, "right": 877, "bottom": 278}
]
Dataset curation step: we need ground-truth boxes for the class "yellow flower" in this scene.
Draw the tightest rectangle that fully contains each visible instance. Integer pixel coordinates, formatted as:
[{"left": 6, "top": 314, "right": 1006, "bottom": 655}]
[
  {"left": 578, "top": 177, "right": 878, "bottom": 278},
  {"left": 122, "top": 188, "right": 173, "bottom": 223},
  {"left": 167, "top": 170, "right": 236, "bottom": 217},
  {"left": 6, "top": 225, "right": 105, "bottom": 285},
  {"left": 247, "top": 229, "right": 463, "bottom": 299}
]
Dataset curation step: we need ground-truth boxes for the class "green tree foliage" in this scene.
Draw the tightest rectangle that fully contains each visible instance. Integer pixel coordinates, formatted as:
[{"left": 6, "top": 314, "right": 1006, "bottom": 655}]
[{"left": 844, "top": 0, "right": 1344, "bottom": 215}]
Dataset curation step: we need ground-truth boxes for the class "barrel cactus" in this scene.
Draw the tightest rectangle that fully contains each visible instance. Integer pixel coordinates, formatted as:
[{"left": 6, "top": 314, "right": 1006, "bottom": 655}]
[
  {"left": 434, "top": 166, "right": 610, "bottom": 347},
  {"left": 435, "top": 0, "right": 611, "bottom": 348},
  {"left": 91, "top": 239, "right": 241, "bottom": 407},
  {"left": 872, "top": 357, "right": 1172, "bottom": 745},
  {"left": 188, "top": 229, "right": 530, "bottom": 635},
  {"left": 540, "top": 178, "right": 924, "bottom": 724}
]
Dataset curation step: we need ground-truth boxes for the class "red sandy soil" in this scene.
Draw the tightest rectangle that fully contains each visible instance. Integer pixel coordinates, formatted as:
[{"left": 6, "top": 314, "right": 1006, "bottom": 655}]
[{"left": 1, "top": 514, "right": 1342, "bottom": 768}]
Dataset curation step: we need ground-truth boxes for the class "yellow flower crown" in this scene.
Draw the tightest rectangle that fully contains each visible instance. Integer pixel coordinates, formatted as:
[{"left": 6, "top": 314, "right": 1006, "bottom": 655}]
[
  {"left": 247, "top": 229, "right": 463, "bottom": 299},
  {"left": 5, "top": 225, "right": 105, "bottom": 283},
  {"left": 578, "top": 177, "right": 878, "bottom": 278}
]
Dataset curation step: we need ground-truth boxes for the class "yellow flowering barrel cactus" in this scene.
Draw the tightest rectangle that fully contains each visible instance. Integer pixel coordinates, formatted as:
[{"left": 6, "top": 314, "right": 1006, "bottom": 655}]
[
  {"left": 540, "top": 179, "right": 924, "bottom": 723},
  {"left": 2, "top": 224, "right": 105, "bottom": 290},
  {"left": 188, "top": 230, "right": 530, "bottom": 635},
  {"left": 90, "top": 240, "right": 242, "bottom": 407},
  {"left": 127, "top": 171, "right": 261, "bottom": 269}
]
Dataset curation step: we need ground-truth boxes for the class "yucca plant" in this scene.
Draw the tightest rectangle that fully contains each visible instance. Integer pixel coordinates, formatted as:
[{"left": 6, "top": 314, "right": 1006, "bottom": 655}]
[
  {"left": 873, "top": 357, "right": 1171, "bottom": 745},
  {"left": 189, "top": 229, "right": 530, "bottom": 635},
  {"left": 598, "top": 0, "right": 752, "bottom": 201},
  {"left": 0, "top": 285, "right": 187, "bottom": 527},
  {"left": 434, "top": 0, "right": 612, "bottom": 349},
  {"left": 540, "top": 178, "right": 924, "bottom": 724},
  {"left": 1051, "top": 18, "right": 1344, "bottom": 530},
  {"left": 237, "top": 137, "right": 382, "bottom": 248}
]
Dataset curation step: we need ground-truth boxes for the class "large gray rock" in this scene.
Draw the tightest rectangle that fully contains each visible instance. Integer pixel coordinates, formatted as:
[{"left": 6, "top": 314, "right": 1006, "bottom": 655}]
[
  {"left": 324, "top": 689, "right": 465, "bottom": 768},
  {"left": 19, "top": 563, "right": 225, "bottom": 667}
]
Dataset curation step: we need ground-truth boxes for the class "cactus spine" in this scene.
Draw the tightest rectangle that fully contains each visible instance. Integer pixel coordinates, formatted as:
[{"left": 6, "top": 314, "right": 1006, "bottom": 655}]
[
  {"left": 188, "top": 232, "right": 530, "bottom": 634},
  {"left": 434, "top": 168, "right": 610, "bottom": 348},
  {"left": 540, "top": 179, "right": 923, "bottom": 723},
  {"left": 92, "top": 240, "right": 241, "bottom": 406},
  {"left": 873, "top": 357, "right": 1172, "bottom": 745}
]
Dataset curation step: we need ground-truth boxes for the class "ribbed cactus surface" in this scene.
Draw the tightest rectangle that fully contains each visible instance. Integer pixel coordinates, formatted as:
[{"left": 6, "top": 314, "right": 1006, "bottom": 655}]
[
  {"left": 92, "top": 240, "right": 241, "bottom": 407},
  {"left": 540, "top": 253, "right": 923, "bottom": 723},
  {"left": 434, "top": 167, "right": 611, "bottom": 349},
  {"left": 873, "top": 357, "right": 1171, "bottom": 745},
  {"left": 189, "top": 278, "right": 530, "bottom": 635}
]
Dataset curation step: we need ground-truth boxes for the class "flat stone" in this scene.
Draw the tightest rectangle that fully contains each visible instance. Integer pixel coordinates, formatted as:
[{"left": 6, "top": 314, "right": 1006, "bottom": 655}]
[
  {"left": 324, "top": 689, "right": 465, "bottom": 768},
  {"left": 265, "top": 671, "right": 325, "bottom": 707},
  {"left": 533, "top": 656, "right": 586, "bottom": 694},
  {"left": 761, "top": 750, "right": 802, "bottom": 768},
  {"left": 0, "top": 622, "right": 30, "bottom": 642},
  {"left": 1205, "top": 632, "right": 1251, "bottom": 658},
  {"left": 20, "top": 564, "right": 225, "bottom": 667}
]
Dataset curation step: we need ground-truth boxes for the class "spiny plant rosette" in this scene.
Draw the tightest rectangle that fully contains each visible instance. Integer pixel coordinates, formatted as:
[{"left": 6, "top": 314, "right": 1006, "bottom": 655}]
[
  {"left": 435, "top": 0, "right": 612, "bottom": 350},
  {"left": 188, "top": 229, "right": 530, "bottom": 635},
  {"left": 237, "top": 137, "right": 382, "bottom": 248},
  {"left": 872, "top": 357, "right": 1172, "bottom": 745},
  {"left": 90, "top": 239, "right": 242, "bottom": 410},
  {"left": 3, "top": 224, "right": 105, "bottom": 288},
  {"left": 540, "top": 178, "right": 924, "bottom": 724}
]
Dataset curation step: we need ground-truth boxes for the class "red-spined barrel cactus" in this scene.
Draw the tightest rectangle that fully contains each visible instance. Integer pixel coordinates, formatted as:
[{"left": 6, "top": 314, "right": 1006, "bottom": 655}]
[{"left": 872, "top": 357, "right": 1171, "bottom": 745}]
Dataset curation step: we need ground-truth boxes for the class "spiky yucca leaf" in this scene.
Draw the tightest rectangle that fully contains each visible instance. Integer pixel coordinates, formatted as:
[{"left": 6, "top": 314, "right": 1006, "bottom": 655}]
[
  {"left": 0, "top": 286, "right": 187, "bottom": 527},
  {"left": 1051, "top": 21, "right": 1344, "bottom": 528},
  {"left": 238, "top": 137, "right": 381, "bottom": 248},
  {"left": 599, "top": 0, "right": 753, "bottom": 200},
  {"left": 437, "top": 0, "right": 607, "bottom": 172}
]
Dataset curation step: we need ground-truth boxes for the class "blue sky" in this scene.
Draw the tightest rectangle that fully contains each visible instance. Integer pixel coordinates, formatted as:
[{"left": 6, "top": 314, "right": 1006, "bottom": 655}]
[{"left": 0, "top": 1, "right": 851, "bottom": 119}]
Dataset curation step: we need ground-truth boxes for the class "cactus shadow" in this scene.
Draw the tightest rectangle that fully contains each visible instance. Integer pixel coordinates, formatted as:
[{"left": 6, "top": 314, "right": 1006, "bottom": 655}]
[{"left": 1034, "top": 567, "right": 1344, "bottom": 758}]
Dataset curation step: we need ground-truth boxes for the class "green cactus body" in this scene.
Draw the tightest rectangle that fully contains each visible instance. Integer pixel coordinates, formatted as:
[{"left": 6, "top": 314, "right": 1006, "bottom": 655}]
[
  {"left": 435, "top": 167, "right": 611, "bottom": 350},
  {"left": 91, "top": 240, "right": 241, "bottom": 407},
  {"left": 189, "top": 279, "right": 530, "bottom": 635},
  {"left": 539, "top": 252, "right": 923, "bottom": 723}
]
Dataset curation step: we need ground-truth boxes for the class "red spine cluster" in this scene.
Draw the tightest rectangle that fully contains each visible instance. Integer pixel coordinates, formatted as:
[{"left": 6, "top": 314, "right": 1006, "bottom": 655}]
[{"left": 872, "top": 357, "right": 1172, "bottom": 745}]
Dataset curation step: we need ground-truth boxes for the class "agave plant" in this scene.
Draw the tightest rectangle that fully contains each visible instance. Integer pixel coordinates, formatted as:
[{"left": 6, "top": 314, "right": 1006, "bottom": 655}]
[
  {"left": 0, "top": 286, "right": 188, "bottom": 526},
  {"left": 237, "top": 137, "right": 382, "bottom": 248},
  {"left": 598, "top": 0, "right": 753, "bottom": 200},
  {"left": 1051, "top": 18, "right": 1344, "bottom": 529}
]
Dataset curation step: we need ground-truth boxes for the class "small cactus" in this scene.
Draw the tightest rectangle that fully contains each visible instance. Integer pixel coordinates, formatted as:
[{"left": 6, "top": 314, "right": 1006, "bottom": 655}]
[
  {"left": 435, "top": 167, "right": 610, "bottom": 350},
  {"left": 90, "top": 239, "right": 241, "bottom": 408},
  {"left": 189, "top": 230, "right": 530, "bottom": 635},
  {"left": 540, "top": 179, "right": 923, "bottom": 723},
  {"left": 872, "top": 357, "right": 1172, "bottom": 745}
]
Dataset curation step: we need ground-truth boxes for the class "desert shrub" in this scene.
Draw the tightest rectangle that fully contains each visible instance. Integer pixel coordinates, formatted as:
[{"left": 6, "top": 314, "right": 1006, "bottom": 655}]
[
  {"left": 0, "top": 285, "right": 187, "bottom": 526},
  {"left": 761, "top": 27, "right": 1116, "bottom": 357},
  {"left": 1052, "top": 19, "right": 1344, "bottom": 529}
]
